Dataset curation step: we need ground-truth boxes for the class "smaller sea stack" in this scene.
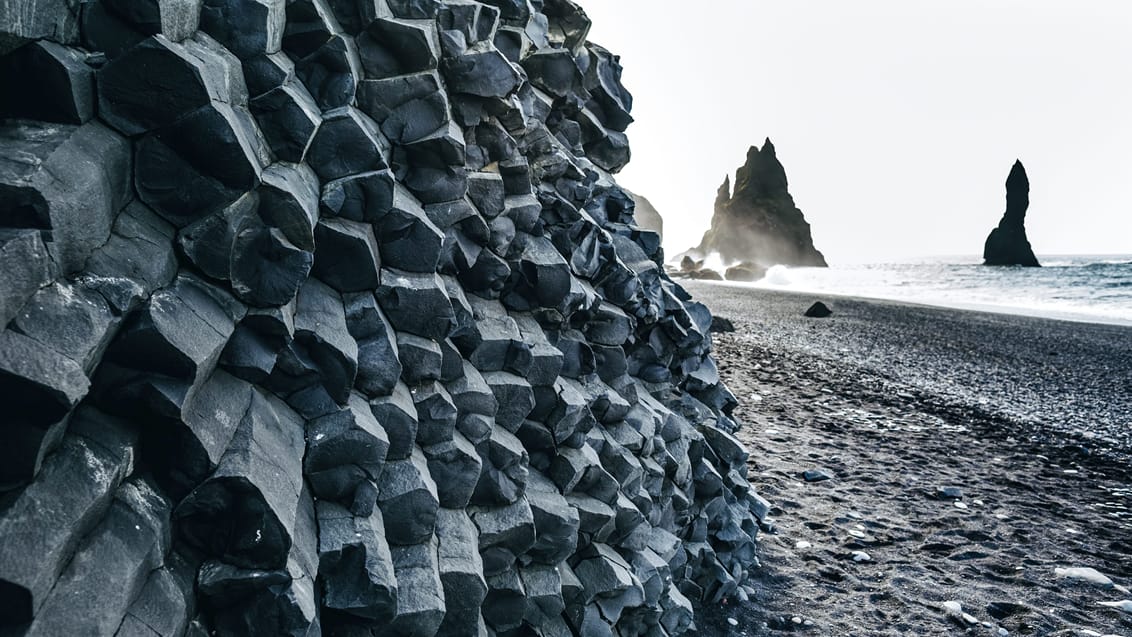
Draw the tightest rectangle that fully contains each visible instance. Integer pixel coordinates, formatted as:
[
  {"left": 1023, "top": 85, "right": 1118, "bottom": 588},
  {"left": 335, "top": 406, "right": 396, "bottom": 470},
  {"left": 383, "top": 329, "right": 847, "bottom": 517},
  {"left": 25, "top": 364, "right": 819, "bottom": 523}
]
[{"left": 983, "top": 160, "right": 1040, "bottom": 266}]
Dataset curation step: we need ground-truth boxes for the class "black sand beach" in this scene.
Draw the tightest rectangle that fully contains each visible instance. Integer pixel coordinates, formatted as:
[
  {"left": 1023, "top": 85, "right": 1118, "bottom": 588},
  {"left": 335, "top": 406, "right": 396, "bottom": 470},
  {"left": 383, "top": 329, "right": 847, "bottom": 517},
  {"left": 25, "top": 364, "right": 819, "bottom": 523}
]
[{"left": 684, "top": 283, "right": 1132, "bottom": 636}]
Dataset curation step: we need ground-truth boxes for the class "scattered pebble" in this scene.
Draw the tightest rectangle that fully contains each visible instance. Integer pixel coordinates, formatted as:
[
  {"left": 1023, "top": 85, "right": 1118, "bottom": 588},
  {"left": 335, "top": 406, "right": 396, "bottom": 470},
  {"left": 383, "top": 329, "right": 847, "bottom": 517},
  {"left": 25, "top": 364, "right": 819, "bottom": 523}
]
[
  {"left": 941, "top": 600, "right": 978, "bottom": 625},
  {"left": 726, "top": 617, "right": 739, "bottom": 627},
  {"left": 795, "top": 540, "right": 812, "bottom": 549},
  {"left": 1055, "top": 567, "right": 1117, "bottom": 589},
  {"left": 954, "top": 501, "right": 969, "bottom": 510},
  {"left": 802, "top": 469, "right": 832, "bottom": 482},
  {"left": 791, "top": 616, "right": 802, "bottom": 625},
  {"left": 936, "top": 486, "right": 964, "bottom": 499},
  {"left": 851, "top": 551, "right": 871, "bottom": 562},
  {"left": 847, "top": 529, "right": 866, "bottom": 539}
]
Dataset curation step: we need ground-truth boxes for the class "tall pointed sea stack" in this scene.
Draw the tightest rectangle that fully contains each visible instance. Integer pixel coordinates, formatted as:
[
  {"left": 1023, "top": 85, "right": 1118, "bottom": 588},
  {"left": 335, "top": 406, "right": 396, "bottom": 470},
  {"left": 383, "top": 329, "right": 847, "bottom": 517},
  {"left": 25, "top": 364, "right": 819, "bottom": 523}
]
[
  {"left": 984, "top": 160, "right": 1040, "bottom": 266},
  {"left": 696, "top": 139, "right": 827, "bottom": 267}
]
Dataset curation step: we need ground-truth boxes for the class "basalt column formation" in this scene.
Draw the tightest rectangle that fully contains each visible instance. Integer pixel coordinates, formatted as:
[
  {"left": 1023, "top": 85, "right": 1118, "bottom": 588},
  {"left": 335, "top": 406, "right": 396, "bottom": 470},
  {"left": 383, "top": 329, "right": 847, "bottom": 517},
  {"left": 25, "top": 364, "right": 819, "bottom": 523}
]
[{"left": 0, "top": 1, "right": 764, "bottom": 636}]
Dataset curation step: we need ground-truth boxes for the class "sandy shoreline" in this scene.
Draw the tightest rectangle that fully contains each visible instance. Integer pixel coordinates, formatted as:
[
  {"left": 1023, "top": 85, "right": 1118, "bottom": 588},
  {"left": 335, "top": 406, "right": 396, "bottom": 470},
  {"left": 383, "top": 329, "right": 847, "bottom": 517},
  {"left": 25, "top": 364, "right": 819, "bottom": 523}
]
[{"left": 684, "top": 283, "right": 1132, "bottom": 636}]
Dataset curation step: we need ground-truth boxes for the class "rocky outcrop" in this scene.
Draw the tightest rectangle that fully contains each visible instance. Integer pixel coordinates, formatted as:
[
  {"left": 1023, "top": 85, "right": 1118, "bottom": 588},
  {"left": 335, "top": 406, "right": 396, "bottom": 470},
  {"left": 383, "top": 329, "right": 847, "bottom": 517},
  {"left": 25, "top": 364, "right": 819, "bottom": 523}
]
[
  {"left": 983, "top": 160, "right": 1040, "bottom": 267},
  {"left": 0, "top": 1, "right": 763, "bottom": 636},
  {"left": 696, "top": 139, "right": 826, "bottom": 268},
  {"left": 628, "top": 190, "right": 663, "bottom": 237}
]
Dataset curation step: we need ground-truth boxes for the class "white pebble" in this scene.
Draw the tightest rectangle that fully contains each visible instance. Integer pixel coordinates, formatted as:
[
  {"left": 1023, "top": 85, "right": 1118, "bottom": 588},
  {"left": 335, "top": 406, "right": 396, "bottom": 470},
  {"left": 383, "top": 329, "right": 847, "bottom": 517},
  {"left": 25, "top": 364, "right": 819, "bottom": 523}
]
[
  {"left": 942, "top": 600, "right": 964, "bottom": 615},
  {"left": 848, "top": 529, "right": 866, "bottom": 539},
  {"left": 791, "top": 616, "right": 802, "bottom": 624},
  {"left": 795, "top": 541, "right": 812, "bottom": 550},
  {"left": 1055, "top": 567, "right": 1116, "bottom": 588},
  {"left": 851, "top": 551, "right": 871, "bottom": 562},
  {"left": 727, "top": 617, "right": 739, "bottom": 627},
  {"left": 941, "top": 600, "right": 977, "bottom": 625},
  {"left": 973, "top": 499, "right": 985, "bottom": 506},
  {"left": 954, "top": 501, "right": 969, "bottom": 510},
  {"left": 1098, "top": 599, "right": 1132, "bottom": 613}
]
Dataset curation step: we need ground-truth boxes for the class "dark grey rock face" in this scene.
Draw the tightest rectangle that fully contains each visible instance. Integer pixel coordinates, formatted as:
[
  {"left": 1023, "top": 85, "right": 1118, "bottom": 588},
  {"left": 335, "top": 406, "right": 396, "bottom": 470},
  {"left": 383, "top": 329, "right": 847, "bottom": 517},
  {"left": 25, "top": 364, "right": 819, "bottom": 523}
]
[
  {"left": 0, "top": 3, "right": 764, "bottom": 635},
  {"left": 695, "top": 138, "right": 827, "bottom": 268},
  {"left": 983, "top": 160, "right": 1040, "bottom": 267}
]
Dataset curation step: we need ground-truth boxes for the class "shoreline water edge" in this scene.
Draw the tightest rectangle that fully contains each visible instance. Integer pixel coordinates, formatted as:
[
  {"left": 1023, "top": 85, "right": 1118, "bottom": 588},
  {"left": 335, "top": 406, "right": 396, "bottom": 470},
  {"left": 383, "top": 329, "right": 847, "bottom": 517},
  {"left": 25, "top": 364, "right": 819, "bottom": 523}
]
[
  {"left": 684, "top": 282, "right": 1132, "bottom": 636},
  {"left": 675, "top": 255, "right": 1132, "bottom": 328}
]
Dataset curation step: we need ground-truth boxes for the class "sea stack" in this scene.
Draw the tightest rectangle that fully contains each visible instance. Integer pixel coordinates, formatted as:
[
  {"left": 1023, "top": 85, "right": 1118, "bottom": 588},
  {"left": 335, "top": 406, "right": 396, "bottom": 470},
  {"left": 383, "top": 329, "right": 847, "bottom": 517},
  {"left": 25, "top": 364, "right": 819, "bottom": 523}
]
[
  {"left": 696, "top": 139, "right": 827, "bottom": 268},
  {"left": 983, "top": 160, "right": 1040, "bottom": 266}
]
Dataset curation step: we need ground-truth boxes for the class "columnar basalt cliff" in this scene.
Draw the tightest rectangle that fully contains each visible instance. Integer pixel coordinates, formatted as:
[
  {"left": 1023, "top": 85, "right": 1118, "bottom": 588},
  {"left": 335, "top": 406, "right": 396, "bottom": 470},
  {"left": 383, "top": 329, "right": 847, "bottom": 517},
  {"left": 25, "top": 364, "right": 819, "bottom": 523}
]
[
  {"left": 696, "top": 139, "right": 827, "bottom": 268},
  {"left": 627, "top": 191, "right": 663, "bottom": 238},
  {"left": 983, "top": 160, "right": 1040, "bottom": 267},
  {"left": 0, "top": 1, "right": 763, "bottom": 635}
]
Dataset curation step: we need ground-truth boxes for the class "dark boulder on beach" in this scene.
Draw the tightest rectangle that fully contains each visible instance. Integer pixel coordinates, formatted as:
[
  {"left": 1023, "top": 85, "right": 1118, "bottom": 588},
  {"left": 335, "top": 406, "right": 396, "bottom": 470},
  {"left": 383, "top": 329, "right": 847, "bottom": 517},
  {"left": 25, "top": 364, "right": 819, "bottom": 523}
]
[
  {"left": 725, "top": 262, "right": 767, "bottom": 282},
  {"left": 983, "top": 160, "right": 1040, "bottom": 267},
  {"left": 695, "top": 139, "right": 827, "bottom": 268},
  {"left": 710, "top": 316, "right": 736, "bottom": 333},
  {"left": 805, "top": 302, "right": 833, "bottom": 318}
]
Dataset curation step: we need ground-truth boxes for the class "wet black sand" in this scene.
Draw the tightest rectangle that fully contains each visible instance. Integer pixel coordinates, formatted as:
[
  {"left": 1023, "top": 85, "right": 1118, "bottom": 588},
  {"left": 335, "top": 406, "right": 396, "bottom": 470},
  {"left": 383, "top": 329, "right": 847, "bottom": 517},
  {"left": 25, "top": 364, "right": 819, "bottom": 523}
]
[{"left": 684, "top": 283, "right": 1132, "bottom": 636}]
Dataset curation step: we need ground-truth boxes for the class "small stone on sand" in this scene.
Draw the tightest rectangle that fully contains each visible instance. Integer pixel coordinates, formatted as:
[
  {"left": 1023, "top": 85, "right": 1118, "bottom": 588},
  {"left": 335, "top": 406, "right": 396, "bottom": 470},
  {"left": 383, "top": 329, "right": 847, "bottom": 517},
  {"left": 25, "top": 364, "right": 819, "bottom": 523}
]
[
  {"left": 954, "top": 501, "right": 969, "bottom": 510},
  {"left": 1055, "top": 567, "right": 1116, "bottom": 589},
  {"left": 851, "top": 551, "right": 872, "bottom": 562},
  {"left": 795, "top": 540, "right": 812, "bottom": 549},
  {"left": 936, "top": 486, "right": 964, "bottom": 499},
  {"left": 802, "top": 468, "right": 832, "bottom": 482},
  {"left": 727, "top": 617, "right": 739, "bottom": 627}
]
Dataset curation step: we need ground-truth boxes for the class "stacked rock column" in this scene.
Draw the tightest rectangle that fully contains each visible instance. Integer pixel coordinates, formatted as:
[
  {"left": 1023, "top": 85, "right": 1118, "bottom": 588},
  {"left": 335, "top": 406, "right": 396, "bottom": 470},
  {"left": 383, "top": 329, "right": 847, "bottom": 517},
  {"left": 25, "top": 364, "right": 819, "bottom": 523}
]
[{"left": 0, "top": 0, "right": 766, "bottom": 635}]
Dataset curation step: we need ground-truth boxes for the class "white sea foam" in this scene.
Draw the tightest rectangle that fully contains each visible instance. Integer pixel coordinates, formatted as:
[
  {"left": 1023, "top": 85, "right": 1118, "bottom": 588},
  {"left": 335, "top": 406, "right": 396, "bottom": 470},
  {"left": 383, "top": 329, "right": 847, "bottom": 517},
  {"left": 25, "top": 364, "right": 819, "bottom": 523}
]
[{"left": 742, "top": 254, "right": 1132, "bottom": 326}]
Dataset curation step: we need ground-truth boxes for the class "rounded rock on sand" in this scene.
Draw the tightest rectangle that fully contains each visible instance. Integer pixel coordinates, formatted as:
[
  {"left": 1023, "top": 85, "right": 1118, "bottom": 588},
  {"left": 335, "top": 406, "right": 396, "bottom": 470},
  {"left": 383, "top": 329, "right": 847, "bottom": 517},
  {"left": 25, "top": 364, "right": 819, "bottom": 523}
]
[
  {"left": 804, "top": 301, "right": 832, "bottom": 318},
  {"left": 802, "top": 468, "right": 832, "bottom": 482}
]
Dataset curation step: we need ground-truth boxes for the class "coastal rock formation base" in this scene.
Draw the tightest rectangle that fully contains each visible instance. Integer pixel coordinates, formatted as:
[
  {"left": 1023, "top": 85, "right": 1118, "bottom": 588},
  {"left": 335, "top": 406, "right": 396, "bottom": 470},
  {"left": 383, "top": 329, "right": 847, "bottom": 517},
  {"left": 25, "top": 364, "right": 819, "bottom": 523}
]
[{"left": 0, "top": 2, "right": 761, "bottom": 635}]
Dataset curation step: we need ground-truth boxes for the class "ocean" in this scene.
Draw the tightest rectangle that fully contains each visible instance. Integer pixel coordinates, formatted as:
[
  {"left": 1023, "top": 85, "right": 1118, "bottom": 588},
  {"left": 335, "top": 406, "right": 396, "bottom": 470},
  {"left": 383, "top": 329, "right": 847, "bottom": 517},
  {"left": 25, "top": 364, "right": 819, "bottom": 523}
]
[{"left": 736, "top": 255, "right": 1132, "bottom": 326}]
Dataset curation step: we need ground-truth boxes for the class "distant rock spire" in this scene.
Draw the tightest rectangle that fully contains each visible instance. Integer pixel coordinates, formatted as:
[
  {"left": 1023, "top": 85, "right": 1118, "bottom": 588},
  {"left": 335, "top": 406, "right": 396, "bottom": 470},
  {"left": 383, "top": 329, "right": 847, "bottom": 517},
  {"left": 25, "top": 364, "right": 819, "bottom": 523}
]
[
  {"left": 983, "top": 160, "right": 1040, "bottom": 266},
  {"left": 695, "top": 139, "right": 827, "bottom": 267},
  {"left": 715, "top": 175, "right": 731, "bottom": 208}
]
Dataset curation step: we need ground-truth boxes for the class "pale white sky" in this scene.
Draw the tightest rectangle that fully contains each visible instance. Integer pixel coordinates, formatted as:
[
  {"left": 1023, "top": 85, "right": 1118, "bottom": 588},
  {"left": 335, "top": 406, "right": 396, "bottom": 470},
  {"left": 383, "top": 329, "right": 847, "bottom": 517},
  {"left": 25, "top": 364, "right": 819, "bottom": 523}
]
[{"left": 582, "top": 1, "right": 1132, "bottom": 264}]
